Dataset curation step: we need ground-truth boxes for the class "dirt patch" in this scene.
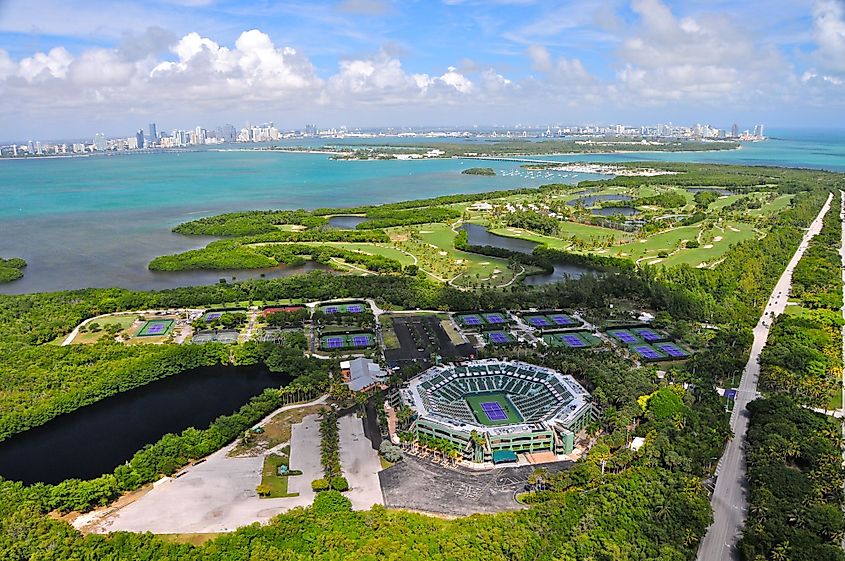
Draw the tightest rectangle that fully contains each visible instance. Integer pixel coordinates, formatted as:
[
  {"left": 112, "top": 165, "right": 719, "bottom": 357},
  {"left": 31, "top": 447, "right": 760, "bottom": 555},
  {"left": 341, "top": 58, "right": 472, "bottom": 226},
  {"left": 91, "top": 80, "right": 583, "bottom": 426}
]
[{"left": 229, "top": 404, "right": 329, "bottom": 457}]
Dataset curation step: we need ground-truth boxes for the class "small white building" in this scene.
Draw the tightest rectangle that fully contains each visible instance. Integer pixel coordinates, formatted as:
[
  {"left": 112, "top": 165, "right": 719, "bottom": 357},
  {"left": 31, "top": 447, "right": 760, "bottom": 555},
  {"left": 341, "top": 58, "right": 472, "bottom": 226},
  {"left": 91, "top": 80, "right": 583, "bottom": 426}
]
[{"left": 468, "top": 202, "right": 494, "bottom": 212}]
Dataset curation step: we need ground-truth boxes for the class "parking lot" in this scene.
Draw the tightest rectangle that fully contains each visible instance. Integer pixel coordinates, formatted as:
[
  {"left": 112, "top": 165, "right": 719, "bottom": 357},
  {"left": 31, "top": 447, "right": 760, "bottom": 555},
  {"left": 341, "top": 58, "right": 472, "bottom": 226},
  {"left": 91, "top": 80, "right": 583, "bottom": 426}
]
[
  {"left": 379, "top": 455, "right": 571, "bottom": 516},
  {"left": 384, "top": 315, "right": 474, "bottom": 365}
]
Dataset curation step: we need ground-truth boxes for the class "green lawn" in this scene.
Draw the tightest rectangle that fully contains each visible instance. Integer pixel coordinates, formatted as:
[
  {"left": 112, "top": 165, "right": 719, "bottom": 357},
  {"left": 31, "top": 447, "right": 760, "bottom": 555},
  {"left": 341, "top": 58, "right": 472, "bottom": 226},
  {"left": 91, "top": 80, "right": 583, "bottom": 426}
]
[
  {"left": 413, "top": 223, "right": 515, "bottom": 286},
  {"left": 607, "top": 221, "right": 757, "bottom": 267},
  {"left": 380, "top": 316, "right": 400, "bottom": 349},
  {"left": 489, "top": 221, "right": 626, "bottom": 250},
  {"left": 655, "top": 222, "right": 758, "bottom": 267},
  {"left": 748, "top": 194, "right": 795, "bottom": 217},
  {"left": 72, "top": 315, "right": 138, "bottom": 345},
  {"left": 464, "top": 392, "right": 523, "bottom": 426},
  {"left": 259, "top": 453, "right": 299, "bottom": 498}
]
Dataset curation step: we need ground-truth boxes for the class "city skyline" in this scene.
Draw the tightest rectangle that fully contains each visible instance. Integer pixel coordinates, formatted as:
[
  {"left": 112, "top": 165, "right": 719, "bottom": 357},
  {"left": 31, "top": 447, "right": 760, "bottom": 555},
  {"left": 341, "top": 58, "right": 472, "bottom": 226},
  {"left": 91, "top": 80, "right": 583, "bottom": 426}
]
[
  {"left": 0, "top": 0, "right": 843, "bottom": 138},
  {"left": 1, "top": 119, "right": 768, "bottom": 156}
]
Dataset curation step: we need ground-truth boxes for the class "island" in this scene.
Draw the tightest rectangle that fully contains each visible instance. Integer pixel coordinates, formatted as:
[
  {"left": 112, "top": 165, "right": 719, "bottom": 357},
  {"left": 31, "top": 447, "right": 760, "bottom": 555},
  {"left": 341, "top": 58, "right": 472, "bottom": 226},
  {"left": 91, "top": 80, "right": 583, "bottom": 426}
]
[
  {"left": 0, "top": 257, "right": 26, "bottom": 283},
  {"left": 461, "top": 167, "right": 496, "bottom": 176}
]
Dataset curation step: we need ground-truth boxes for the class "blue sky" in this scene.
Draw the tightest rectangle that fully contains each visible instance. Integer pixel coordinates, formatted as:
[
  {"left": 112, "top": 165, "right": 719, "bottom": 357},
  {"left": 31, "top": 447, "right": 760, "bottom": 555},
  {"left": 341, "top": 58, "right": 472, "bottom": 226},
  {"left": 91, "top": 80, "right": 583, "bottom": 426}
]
[{"left": 0, "top": 0, "right": 843, "bottom": 139}]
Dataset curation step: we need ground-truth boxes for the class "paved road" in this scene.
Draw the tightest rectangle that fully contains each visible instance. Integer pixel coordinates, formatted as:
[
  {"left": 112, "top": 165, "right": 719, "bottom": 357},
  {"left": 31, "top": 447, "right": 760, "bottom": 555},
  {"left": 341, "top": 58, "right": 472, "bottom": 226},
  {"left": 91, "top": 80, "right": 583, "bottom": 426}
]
[
  {"left": 839, "top": 191, "right": 845, "bottom": 551},
  {"left": 697, "top": 193, "right": 833, "bottom": 561}
]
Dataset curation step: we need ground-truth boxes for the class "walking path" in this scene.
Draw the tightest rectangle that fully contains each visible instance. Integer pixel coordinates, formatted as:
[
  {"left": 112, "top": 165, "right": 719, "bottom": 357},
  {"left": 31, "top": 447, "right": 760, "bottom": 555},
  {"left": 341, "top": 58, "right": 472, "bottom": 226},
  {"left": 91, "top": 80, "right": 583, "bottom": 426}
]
[
  {"left": 697, "top": 192, "right": 833, "bottom": 561},
  {"left": 75, "top": 395, "right": 328, "bottom": 535}
]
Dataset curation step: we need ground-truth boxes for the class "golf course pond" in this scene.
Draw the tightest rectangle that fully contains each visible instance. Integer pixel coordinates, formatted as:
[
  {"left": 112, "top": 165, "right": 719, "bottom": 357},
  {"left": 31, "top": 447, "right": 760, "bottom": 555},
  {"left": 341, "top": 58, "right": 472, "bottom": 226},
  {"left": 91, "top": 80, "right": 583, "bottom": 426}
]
[{"left": 460, "top": 223, "right": 599, "bottom": 285}]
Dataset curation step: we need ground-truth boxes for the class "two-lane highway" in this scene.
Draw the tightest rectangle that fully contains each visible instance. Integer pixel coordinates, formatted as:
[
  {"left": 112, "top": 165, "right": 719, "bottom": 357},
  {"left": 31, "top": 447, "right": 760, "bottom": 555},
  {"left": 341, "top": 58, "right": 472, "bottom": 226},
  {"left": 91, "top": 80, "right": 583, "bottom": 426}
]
[{"left": 697, "top": 192, "right": 834, "bottom": 561}]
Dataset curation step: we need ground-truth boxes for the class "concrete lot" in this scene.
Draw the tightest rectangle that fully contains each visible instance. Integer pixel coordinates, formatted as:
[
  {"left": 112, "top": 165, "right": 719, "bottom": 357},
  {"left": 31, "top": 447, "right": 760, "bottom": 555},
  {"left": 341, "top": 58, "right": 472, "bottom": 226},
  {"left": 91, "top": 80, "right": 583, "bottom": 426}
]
[
  {"left": 339, "top": 413, "right": 384, "bottom": 510},
  {"left": 81, "top": 411, "right": 325, "bottom": 534},
  {"left": 379, "top": 455, "right": 570, "bottom": 516},
  {"left": 287, "top": 413, "right": 322, "bottom": 500}
]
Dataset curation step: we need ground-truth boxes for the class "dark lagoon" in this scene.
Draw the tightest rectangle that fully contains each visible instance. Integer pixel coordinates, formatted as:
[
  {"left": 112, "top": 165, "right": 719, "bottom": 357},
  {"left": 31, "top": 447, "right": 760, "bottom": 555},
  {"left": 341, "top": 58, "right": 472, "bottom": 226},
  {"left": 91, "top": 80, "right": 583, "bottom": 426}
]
[{"left": 0, "top": 364, "right": 290, "bottom": 484}]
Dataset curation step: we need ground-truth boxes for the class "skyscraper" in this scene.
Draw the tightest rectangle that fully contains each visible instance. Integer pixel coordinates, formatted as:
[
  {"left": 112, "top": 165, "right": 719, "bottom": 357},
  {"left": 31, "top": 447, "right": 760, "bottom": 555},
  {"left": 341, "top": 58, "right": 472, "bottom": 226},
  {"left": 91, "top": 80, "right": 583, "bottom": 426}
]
[
  {"left": 93, "top": 133, "right": 106, "bottom": 151},
  {"left": 136, "top": 130, "right": 145, "bottom": 149},
  {"left": 148, "top": 123, "right": 157, "bottom": 140},
  {"left": 731, "top": 123, "right": 738, "bottom": 137}
]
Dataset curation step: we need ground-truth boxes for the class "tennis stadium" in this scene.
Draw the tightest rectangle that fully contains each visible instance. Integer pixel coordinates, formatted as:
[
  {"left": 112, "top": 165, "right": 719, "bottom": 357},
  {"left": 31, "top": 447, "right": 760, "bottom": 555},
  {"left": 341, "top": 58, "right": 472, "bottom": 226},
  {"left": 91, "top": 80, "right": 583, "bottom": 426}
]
[{"left": 401, "top": 359, "right": 593, "bottom": 464}]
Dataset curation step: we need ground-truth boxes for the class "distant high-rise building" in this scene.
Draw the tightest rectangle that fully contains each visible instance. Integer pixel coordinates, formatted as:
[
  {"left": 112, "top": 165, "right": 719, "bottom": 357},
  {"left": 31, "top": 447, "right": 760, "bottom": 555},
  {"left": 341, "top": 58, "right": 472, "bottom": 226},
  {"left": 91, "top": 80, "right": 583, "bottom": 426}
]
[
  {"left": 93, "top": 133, "right": 106, "bottom": 151},
  {"left": 221, "top": 124, "right": 237, "bottom": 142},
  {"left": 136, "top": 130, "right": 145, "bottom": 149},
  {"left": 731, "top": 123, "right": 739, "bottom": 137},
  {"left": 148, "top": 123, "right": 157, "bottom": 140},
  {"left": 757, "top": 124, "right": 765, "bottom": 138}
]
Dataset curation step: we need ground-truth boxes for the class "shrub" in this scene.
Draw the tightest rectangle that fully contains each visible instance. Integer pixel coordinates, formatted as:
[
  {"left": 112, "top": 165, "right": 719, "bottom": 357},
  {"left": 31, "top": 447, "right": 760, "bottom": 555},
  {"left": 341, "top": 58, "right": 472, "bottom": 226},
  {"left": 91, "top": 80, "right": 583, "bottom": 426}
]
[
  {"left": 311, "top": 490, "right": 352, "bottom": 515},
  {"left": 379, "top": 441, "right": 403, "bottom": 463},
  {"left": 311, "top": 478, "right": 330, "bottom": 492},
  {"left": 330, "top": 476, "right": 349, "bottom": 492}
]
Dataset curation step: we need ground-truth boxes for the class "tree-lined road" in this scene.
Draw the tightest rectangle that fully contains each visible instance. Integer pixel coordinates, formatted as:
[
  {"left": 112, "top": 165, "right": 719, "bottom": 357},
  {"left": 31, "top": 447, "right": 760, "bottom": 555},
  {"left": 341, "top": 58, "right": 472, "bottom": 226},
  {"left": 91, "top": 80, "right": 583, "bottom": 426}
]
[{"left": 697, "top": 192, "right": 833, "bottom": 561}]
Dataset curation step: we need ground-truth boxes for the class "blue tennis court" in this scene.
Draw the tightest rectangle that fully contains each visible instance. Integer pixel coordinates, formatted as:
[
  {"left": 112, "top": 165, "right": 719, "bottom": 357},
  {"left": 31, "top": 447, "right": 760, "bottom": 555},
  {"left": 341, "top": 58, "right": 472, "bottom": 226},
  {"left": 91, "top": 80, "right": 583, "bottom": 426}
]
[
  {"left": 483, "top": 313, "right": 506, "bottom": 324},
  {"left": 526, "top": 315, "right": 551, "bottom": 327},
  {"left": 324, "top": 336, "right": 344, "bottom": 348},
  {"left": 609, "top": 330, "right": 640, "bottom": 344},
  {"left": 459, "top": 315, "right": 482, "bottom": 325},
  {"left": 346, "top": 304, "right": 364, "bottom": 313},
  {"left": 205, "top": 312, "right": 222, "bottom": 321},
  {"left": 633, "top": 328, "right": 665, "bottom": 342},
  {"left": 352, "top": 335, "right": 372, "bottom": 347},
  {"left": 632, "top": 345, "right": 666, "bottom": 360},
  {"left": 655, "top": 342, "right": 688, "bottom": 358},
  {"left": 480, "top": 401, "right": 508, "bottom": 421},
  {"left": 487, "top": 331, "right": 513, "bottom": 344},
  {"left": 561, "top": 334, "right": 587, "bottom": 347},
  {"left": 550, "top": 314, "right": 575, "bottom": 326},
  {"left": 323, "top": 306, "right": 339, "bottom": 314}
]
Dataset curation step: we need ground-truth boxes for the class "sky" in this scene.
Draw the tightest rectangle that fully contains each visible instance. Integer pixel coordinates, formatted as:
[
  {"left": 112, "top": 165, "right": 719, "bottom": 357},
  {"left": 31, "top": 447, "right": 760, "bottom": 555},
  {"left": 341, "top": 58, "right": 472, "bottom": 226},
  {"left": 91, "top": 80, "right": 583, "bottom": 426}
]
[{"left": 0, "top": 0, "right": 844, "bottom": 140}]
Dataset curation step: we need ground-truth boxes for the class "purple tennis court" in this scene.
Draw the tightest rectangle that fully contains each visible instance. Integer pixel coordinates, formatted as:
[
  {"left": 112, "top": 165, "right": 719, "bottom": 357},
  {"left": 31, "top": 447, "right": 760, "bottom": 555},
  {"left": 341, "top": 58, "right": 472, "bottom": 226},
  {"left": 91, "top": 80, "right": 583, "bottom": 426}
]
[
  {"left": 609, "top": 330, "right": 640, "bottom": 344},
  {"left": 561, "top": 334, "right": 587, "bottom": 347},
  {"left": 483, "top": 313, "right": 506, "bottom": 324},
  {"left": 345, "top": 304, "right": 364, "bottom": 313},
  {"left": 633, "top": 328, "right": 664, "bottom": 342},
  {"left": 480, "top": 402, "right": 508, "bottom": 421},
  {"left": 352, "top": 335, "right": 372, "bottom": 347},
  {"left": 324, "top": 336, "right": 344, "bottom": 348},
  {"left": 137, "top": 319, "right": 175, "bottom": 337},
  {"left": 487, "top": 331, "right": 512, "bottom": 344},
  {"left": 526, "top": 316, "right": 551, "bottom": 327},
  {"left": 632, "top": 345, "right": 665, "bottom": 360},
  {"left": 459, "top": 315, "right": 483, "bottom": 325},
  {"left": 204, "top": 312, "right": 222, "bottom": 321},
  {"left": 323, "top": 306, "right": 339, "bottom": 314},
  {"left": 550, "top": 314, "right": 575, "bottom": 326},
  {"left": 655, "top": 342, "right": 689, "bottom": 357}
]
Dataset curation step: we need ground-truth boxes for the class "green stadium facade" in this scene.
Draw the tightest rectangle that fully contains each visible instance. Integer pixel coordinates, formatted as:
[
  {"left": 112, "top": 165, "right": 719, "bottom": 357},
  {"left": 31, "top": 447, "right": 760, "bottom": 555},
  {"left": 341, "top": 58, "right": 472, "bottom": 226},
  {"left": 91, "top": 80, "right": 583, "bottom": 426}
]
[{"left": 402, "top": 359, "right": 593, "bottom": 463}]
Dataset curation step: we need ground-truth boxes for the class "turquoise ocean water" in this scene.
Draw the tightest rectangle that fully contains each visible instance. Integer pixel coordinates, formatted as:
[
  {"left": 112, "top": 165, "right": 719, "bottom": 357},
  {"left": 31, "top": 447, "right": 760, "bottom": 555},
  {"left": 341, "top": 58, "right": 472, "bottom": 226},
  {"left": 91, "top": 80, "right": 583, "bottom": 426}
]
[{"left": 1, "top": 129, "right": 842, "bottom": 294}]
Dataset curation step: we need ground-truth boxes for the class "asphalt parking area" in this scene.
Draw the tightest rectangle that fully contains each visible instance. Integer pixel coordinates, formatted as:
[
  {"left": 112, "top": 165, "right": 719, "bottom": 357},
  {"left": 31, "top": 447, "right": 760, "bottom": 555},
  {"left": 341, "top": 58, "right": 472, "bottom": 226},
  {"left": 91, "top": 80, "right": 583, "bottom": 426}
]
[{"left": 379, "top": 455, "right": 571, "bottom": 516}]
